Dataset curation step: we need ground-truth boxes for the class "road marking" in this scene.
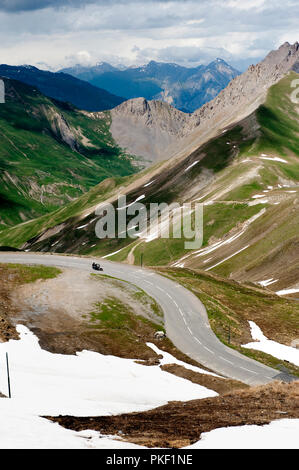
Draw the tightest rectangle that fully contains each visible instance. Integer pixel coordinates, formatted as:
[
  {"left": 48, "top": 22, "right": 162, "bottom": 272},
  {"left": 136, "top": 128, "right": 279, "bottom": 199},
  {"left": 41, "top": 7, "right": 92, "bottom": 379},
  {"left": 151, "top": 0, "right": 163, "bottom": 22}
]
[
  {"left": 239, "top": 366, "right": 258, "bottom": 374},
  {"left": 187, "top": 327, "right": 193, "bottom": 334},
  {"left": 165, "top": 293, "right": 180, "bottom": 310},
  {"left": 195, "top": 338, "right": 202, "bottom": 345},
  {"left": 220, "top": 356, "right": 234, "bottom": 365},
  {"left": 203, "top": 346, "right": 214, "bottom": 354}
]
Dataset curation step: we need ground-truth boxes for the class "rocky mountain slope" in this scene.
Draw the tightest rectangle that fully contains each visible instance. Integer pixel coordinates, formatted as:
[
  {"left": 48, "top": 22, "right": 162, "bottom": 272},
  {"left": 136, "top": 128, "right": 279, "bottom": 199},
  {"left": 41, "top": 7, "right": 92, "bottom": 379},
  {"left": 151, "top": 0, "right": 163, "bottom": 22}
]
[
  {"left": 110, "top": 98, "right": 190, "bottom": 163},
  {"left": 109, "top": 42, "right": 299, "bottom": 165},
  {"left": 0, "top": 78, "right": 138, "bottom": 228},
  {"left": 61, "top": 59, "right": 240, "bottom": 113},
  {"left": 4, "top": 43, "right": 298, "bottom": 296},
  {"left": 0, "top": 65, "right": 125, "bottom": 111}
]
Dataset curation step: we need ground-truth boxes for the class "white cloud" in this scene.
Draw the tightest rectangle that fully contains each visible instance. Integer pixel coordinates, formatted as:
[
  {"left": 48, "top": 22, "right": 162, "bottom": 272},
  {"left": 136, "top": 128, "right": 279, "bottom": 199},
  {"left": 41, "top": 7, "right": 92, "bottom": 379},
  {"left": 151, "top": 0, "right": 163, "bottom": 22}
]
[{"left": 0, "top": 0, "right": 297, "bottom": 70}]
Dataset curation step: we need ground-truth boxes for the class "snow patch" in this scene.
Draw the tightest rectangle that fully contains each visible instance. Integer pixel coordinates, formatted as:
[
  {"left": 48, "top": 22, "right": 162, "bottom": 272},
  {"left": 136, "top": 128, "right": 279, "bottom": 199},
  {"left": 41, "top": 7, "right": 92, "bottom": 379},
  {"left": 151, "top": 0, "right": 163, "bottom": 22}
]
[
  {"left": 260, "top": 156, "right": 288, "bottom": 164},
  {"left": 276, "top": 288, "right": 299, "bottom": 296},
  {"left": 258, "top": 279, "right": 278, "bottom": 287},
  {"left": 147, "top": 343, "right": 222, "bottom": 379},
  {"left": 205, "top": 245, "right": 249, "bottom": 271},
  {"left": 186, "top": 419, "right": 299, "bottom": 449},
  {"left": 0, "top": 325, "right": 216, "bottom": 414},
  {"left": 184, "top": 161, "right": 199, "bottom": 173},
  {"left": 243, "top": 321, "right": 299, "bottom": 366},
  {"left": 144, "top": 180, "right": 156, "bottom": 187}
]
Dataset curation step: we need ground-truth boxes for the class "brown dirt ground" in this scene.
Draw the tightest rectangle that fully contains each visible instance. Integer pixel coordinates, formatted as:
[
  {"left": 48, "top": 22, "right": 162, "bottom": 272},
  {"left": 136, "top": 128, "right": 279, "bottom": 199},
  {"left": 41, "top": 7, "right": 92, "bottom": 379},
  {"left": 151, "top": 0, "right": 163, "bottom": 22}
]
[
  {"left": 46, "top": 381, "right": 299, "bottom": 448},
  {"left": 160, "top": 364, "right": 247, "bottom": 395},
  {"left": 0, "top": 267, "right": 21, "bottom": 342}
]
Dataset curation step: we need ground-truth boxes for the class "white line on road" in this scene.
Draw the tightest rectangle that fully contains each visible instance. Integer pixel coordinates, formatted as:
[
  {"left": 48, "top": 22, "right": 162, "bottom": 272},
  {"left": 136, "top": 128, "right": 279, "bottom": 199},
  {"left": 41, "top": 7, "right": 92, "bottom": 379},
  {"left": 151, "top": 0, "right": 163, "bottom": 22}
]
[
  {"left": 239, "top": 366, "right": 258, "bottom": 374},
  {"left": 203, "top": 346, "right": 215, "bottom": 354},
  {"left": 220, "top": 356, "right": 234, "bottom": 365}
]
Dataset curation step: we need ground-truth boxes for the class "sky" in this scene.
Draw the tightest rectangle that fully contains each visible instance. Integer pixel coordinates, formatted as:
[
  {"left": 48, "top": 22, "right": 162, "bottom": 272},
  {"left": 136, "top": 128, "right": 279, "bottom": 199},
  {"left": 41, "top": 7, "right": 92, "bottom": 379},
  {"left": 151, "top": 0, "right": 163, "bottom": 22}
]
[{"left": 0, "top": 0, "right": 298, "bottom": 71}]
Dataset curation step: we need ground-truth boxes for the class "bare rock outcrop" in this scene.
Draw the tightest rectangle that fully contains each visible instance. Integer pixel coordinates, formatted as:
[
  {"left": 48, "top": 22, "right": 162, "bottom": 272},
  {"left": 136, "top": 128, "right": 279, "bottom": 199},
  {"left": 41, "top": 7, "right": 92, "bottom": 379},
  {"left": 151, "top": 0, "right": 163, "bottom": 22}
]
[
  {"left": 110, "top": 97, "right": 190, "bottom": 164},
  {"left": 110, "top": 42, "right": 299, "bottom": 164}
]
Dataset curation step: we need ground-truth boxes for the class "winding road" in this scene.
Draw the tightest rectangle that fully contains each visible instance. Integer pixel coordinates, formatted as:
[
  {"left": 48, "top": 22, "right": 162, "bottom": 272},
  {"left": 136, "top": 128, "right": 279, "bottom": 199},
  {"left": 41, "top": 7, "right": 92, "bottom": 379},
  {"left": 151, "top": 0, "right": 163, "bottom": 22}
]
[{"left": 0, "top": 252, "right": 292, "bottom": 386}]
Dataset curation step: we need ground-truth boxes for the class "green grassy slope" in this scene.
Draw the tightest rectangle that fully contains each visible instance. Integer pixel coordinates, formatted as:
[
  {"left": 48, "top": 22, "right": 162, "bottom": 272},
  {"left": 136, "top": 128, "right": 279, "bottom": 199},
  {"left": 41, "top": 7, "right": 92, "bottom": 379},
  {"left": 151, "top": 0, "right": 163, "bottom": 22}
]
[
  {"left": 0, "top": 73, "right": 298, "bottom": 293},
  {"left": 0, "top": 78, "right": 138, "bottom": 229},
  {"left": 160, "top": 268, "right": 299, "bottom": 377},
  {"left": 110, "top": 73, "right": 299, "bottom": 270}
]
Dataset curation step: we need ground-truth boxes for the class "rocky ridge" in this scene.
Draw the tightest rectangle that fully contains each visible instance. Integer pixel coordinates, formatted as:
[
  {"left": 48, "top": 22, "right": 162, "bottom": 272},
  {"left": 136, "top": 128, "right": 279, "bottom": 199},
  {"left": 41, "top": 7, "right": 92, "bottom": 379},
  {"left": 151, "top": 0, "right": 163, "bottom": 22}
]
[{"left": 110, "top": 42, "right": 299, "bottom": 163}]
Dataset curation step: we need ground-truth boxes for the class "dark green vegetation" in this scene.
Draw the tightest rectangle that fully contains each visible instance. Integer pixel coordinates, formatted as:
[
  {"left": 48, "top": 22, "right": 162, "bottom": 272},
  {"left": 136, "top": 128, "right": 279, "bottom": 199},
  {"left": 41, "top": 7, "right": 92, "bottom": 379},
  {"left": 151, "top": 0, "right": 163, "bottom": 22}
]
[
  {"left": 255, "top": 73, "right": 299, "bottom": 165},
  {"left": 160, "top": 268, "right": 299, "bottom": 378},
  {"left": 0, "top": 65, "right": 125, "bottom": 111},
  {"left": 0, "top": 78, "right": 138, "bottom": 228}
]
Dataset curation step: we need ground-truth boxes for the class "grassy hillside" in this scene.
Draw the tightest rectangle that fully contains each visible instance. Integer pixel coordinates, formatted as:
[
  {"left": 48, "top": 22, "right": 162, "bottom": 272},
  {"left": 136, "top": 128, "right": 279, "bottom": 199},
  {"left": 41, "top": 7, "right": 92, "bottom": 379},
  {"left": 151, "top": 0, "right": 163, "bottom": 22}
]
[
  {"left": 0, "top": 73, "right": 298, "bottom": 294},
  {"left": 0, "top": 78, "right": 138, "bottom": 228},
  {"left": 159, "top": 267, "right": 299, "bottom": 377}
]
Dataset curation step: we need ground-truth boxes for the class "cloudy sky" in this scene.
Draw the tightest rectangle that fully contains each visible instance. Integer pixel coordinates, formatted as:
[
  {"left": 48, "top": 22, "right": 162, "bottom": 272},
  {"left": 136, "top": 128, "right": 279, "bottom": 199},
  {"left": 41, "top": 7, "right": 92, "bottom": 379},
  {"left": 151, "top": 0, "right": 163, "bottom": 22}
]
[{"left": 0, "top": 0, "right": 298, "bottom": 71}]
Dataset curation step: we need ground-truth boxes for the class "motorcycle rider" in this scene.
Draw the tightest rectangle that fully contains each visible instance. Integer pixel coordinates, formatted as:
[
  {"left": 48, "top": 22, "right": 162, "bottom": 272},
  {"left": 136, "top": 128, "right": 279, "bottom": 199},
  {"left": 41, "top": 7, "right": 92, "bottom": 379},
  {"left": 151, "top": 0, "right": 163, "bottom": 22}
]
[{"left": 92, "top": 262, "right": 102, "bottom": 270}]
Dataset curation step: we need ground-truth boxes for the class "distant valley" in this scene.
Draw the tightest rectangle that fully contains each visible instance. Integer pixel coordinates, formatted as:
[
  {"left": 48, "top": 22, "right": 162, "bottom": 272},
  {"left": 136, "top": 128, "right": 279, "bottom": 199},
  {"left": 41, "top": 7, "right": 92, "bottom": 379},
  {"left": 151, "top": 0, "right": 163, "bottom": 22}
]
[
  {"left": 0, "top": 64, "right": 125, "bottom": 112},
  {"left": 61, "top": 59, "right": 240, "bottom": 113}
]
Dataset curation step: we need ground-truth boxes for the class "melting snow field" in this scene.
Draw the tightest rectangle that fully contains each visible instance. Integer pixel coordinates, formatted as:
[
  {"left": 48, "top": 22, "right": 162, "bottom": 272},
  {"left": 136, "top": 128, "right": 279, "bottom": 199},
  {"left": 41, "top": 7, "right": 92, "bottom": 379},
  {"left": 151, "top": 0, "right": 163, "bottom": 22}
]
[
  {"left": 0, "top": 325, "right": 298, "bottom": 449},
  {"left": 187, "top": 419, "right": 299, "bottom": 449},
  {"left": 0, "top": 325, "right": 216, "bottom": 449},
  {"left": 243, "top": 321, "right": 299, "bottom": 367},
  {"left": 260, "top": 155, "right": 288, "bottom": 163},
  {"left": 276, "top": 288, "right": 299, "bottom": 296}
]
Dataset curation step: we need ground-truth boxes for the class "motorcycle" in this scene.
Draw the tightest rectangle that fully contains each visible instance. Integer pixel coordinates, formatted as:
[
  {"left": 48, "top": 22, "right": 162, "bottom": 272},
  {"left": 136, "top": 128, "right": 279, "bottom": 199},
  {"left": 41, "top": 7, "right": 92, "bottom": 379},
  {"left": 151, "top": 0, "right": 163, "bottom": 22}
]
[{"left": 92, "top": 262, "right": 103, "bottom": 272}]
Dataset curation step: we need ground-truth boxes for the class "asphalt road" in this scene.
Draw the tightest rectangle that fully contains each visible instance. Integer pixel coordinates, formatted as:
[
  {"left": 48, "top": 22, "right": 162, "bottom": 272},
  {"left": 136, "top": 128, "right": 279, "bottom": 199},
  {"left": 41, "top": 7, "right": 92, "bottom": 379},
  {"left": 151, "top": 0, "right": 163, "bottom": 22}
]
[{"left": 0, "top": 252, "right": 291, "bottom": 386}]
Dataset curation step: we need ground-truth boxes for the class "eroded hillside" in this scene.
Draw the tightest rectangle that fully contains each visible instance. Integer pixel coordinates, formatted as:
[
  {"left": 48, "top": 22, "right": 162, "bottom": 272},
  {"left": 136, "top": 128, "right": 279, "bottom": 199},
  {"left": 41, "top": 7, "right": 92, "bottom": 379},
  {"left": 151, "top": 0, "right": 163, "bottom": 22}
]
[{"left": 0, "top": 78, "right": 139, "bottom": 228}]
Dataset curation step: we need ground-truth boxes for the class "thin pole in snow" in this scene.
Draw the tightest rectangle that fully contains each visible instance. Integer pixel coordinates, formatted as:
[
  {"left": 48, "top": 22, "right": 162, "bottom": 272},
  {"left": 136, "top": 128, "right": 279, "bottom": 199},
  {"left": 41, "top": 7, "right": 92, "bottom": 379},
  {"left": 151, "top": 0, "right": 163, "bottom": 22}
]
[{"left": 6, "top": 353, "right": 11, "bottom": 398}]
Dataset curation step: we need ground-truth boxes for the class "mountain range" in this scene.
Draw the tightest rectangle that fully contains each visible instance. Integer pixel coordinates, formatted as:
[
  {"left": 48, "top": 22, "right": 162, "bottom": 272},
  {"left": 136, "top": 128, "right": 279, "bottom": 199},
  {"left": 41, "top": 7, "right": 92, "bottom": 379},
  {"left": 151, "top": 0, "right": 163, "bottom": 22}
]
[
  {"left": 0, "top": 78, "right": 138, "bottom": 228},
  {"left": 0, "top": 42, "right": 298, "bottom": 298},
  {"left": 1, "top": 42, "right": 297, "bottom": 296},
  {"left": 60, "top": 59, "right": 240, "bottom": 113},
  {"left": 0, "top": 65, "right": 125, "bottom": 112}
]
